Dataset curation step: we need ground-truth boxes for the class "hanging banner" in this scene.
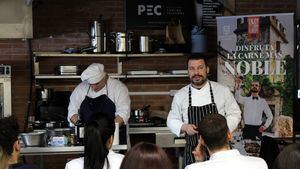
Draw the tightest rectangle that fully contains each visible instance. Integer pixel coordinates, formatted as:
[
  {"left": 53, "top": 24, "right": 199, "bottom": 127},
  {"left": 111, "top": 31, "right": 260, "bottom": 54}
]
[{"left": 217, "top": 13, "right": 294, "bottom": 156}]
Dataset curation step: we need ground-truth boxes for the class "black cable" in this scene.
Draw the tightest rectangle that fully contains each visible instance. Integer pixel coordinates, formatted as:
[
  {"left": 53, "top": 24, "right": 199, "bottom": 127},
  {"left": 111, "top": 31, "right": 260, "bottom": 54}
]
[{"left": 24, "top": 39, "right": 33, "bottom": 132}]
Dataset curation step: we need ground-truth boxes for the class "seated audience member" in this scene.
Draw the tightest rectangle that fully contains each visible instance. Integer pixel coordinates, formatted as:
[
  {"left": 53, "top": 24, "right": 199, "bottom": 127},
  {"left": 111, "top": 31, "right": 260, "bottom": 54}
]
[
  {"left": 0, "top": 116, "right": 38, "bottom": 169},
  {"left": 1, "top": 146, "right": 9, "bottom": 169},
  {"left": 185, "top": 113, "right": 268, "bottom": 169},
  {"left": 120, "top": 142, "right": 173, "bottom": 169},
  {"left": 272, "top": 143, "right": 300, "bottom": 169},
  {"left": 65, "top": 113, "right": 124, "bottom": 169}
]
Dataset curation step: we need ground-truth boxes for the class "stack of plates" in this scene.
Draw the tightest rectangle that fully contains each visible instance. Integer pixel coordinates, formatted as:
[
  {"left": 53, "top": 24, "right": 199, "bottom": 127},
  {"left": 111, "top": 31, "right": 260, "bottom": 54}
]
[
  {"left": 127, "top": 70, "right": 158, "bottom": 75},
  {"left": 170, "top": 70, "right": 188, "bottom": 75}
]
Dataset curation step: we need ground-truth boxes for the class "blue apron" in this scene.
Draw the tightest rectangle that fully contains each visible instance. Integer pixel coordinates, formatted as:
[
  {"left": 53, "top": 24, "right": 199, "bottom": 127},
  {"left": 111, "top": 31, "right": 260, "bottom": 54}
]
[
  {"left": 80, "top": 85, "right": 115, "bottom": 123},
  {"left": 80, "top": 85, "right": 127, "bottom": 144}
]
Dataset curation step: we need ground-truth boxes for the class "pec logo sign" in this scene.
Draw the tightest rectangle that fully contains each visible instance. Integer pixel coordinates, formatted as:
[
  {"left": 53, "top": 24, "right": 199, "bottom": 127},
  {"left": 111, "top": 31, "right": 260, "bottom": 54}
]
[{"left": 138, "top": 5, "right": 162, "bottom": 16}]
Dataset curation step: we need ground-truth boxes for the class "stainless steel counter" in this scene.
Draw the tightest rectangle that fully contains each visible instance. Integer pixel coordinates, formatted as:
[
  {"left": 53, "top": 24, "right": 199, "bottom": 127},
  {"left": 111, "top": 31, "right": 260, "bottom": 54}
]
[
  {"left": 20, "top": 144, "right": 127, "bottom": 156},
  {"left": 129, "top": 127, "right": 186, "bottom": 148}
]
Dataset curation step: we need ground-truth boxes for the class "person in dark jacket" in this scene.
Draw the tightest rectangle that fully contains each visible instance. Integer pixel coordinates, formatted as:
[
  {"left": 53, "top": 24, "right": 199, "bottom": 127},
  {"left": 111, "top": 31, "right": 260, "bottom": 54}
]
[{"left": 0, "top": 116, "right": 38, "bottom": 169}]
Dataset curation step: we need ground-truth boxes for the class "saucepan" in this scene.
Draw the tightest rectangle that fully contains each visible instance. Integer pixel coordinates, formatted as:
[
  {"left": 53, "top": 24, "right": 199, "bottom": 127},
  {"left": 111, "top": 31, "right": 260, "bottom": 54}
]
[
  {"left": 139, "top": 36, "right": 153, "bottom": 53},
  {"left": 110, "top": 32, "right": 133, "bottom": 53}
]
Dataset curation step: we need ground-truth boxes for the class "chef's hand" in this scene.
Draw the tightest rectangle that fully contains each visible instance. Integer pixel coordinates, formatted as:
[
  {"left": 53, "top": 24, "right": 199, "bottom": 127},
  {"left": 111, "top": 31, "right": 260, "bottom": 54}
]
[
  {"left": 192, "top": 143, "right": 205, "bottom": 162},
  {"left": 259, "top": 125, "right": 266, "bottom": 133},
  {"left": 181, "top": 124, "right": 198, "bottom": 135},
  {"left": 115, "top": 115, "right": 124, "bottom": 125},
  {"left": 70, "top": 114, "right": 79, "bottom": 125}
]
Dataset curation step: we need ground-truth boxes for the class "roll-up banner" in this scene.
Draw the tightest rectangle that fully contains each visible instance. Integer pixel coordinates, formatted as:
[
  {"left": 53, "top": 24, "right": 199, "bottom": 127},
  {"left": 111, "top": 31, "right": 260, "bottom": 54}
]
[{"left": 217, "top": 13, "right": 294, "bottom": 156}]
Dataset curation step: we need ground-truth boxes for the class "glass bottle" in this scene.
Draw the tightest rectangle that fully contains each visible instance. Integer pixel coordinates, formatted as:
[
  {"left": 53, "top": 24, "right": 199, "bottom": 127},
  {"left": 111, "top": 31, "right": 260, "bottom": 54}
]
[{"left": 75, "top": 113, "right": 84, "bottom": 146}]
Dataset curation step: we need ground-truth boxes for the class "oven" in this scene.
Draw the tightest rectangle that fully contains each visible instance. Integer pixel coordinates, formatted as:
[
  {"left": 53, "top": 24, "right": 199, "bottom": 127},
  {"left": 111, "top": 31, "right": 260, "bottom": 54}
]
[{"left": 0, "top": 65, "right": 11, "bottom": 118}]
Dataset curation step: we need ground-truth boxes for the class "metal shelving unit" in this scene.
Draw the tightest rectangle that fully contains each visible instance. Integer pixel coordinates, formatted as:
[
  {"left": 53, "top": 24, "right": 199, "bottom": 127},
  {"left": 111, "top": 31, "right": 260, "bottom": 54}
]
[
  {"left": 35, "top": 73, "right": 188, "bottom": 79},
  {"left": 33, "top": 52, "right": 189, "bottom": 79},
  {"left": 33, "top": 52, "right": 188, "bottom": 96},
  {"left": 33, "top": 52, "right": 188, "bottom": 58}
]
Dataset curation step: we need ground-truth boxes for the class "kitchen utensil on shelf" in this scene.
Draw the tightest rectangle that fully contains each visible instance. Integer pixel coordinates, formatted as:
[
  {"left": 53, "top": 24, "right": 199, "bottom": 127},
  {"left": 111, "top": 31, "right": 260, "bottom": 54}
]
[
  {"left": 139, "top": 36, "right": 152, "bottom": 53},
  {"left": 127, "top": 70, "right": 158, "bottom": 75},
  {"left": 57, "top": 65, "right": 79, "bottom": 75},
  {"left": 89, "top": 16, "right": 106, "bottom": 53},
  {"left": 110, "top": 32, "right": 133, "bottom": 53}
]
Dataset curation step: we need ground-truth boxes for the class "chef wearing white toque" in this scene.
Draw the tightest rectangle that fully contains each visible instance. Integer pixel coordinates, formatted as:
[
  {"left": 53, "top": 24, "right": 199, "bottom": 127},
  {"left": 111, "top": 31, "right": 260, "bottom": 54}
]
[{"left": 68, "top": 63, "right": 131, "bottom": 142}]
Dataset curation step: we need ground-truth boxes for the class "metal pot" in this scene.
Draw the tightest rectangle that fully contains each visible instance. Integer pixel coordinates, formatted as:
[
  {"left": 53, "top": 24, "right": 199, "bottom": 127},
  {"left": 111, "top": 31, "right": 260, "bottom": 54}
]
[
  {"left": 139, "top": 36, "right": 152, "bottom": 53},
  {"left": 38, "top": 87, "right": 53, "bottom": 102},
  {"left": 110, "top": 32, "right": 133, "bottom": 53},
  {"left": 89, "top": 17, "right": 106, "bottom": 53},
  {"left": 20, "top": 131, "right": 47, "bottom": 147}
]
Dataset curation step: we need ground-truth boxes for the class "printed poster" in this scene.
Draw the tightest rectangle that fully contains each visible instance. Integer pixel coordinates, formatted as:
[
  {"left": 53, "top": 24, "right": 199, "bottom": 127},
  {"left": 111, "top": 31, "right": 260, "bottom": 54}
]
[{"left": 216, "top": 13, "right": 294, "bottom": 156}]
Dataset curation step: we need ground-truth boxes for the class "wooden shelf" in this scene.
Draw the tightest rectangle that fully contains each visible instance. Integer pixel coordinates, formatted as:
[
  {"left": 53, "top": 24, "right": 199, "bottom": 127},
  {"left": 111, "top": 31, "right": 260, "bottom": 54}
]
[
  {"left": 35, "top": 73, "right": 188, "bottom": 79},
  {"left": 33, "top": 52, "right": 189, "bottom": 58}
]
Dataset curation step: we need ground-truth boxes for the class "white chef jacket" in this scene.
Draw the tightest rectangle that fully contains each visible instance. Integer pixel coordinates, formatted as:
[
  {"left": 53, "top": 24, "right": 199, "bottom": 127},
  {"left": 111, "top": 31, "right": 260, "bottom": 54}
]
[
  {"left": 235, "top": 89, "right": 273, "bottom": 128},
  {"left": 167, "top": 81, "right": 241, "bottom": 136},
  {"left": 65, "top": 150, "right": 124, "bottom": 169},
  {"left": 68, "top": 77, "right": 131, "bottom": 124},
  {"left": 185, "top": 149, "right": 268, "bottom": 169}
]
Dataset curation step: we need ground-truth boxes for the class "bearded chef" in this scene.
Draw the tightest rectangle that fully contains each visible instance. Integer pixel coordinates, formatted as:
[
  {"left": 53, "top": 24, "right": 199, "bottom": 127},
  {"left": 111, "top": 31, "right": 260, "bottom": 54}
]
[
  {"left": 68, "top": 63, "right": 130, "bottom": 143},
  {"left": 167, "top": 54, "right": 241, "bottom": 167}
]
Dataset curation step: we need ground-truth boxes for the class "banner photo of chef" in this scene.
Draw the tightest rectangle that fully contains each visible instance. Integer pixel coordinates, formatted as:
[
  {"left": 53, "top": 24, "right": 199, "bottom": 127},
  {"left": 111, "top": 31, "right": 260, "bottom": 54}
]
[{"left": 216, "top": 13, "right": 294, "bottom": 156}]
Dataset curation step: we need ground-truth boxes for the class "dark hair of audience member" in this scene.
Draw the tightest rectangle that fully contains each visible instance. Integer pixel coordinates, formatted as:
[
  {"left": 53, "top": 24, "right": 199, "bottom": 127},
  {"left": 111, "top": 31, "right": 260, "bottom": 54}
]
[
  {"left": 198, "top": 113, "right": 229, "bottom": 151},
  {"left": 83, "top": 113, "right": 115, "bottom": 169},
  {"left": 272, "top": 143, "right": 300, "bottom": 169},
  {"left": 120, "top": 142, "right": 173, "bottom": 169},
  {"left": 0, "top": 116, "right": 20, "bottom": 157}
]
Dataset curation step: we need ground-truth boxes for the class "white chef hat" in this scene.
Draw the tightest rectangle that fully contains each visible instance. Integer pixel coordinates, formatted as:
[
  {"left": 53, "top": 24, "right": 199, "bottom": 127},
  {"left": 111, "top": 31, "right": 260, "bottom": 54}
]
[{"left": 81, "top": 63, "right": 106, "bottom": 84}]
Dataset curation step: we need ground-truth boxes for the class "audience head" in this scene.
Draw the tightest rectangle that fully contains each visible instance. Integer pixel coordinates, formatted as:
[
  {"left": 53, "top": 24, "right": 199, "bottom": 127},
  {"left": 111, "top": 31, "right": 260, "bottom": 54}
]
[
  {"left": 120, "top": 142, "right": 173, "bottom": 169},
  {"left": 0, "top": 146, "right": 9, "bottom": 169},
  {"left": 0, "top": 116, "right": 20, "bottom": 158},
  {"left": 273, "top": 143, "right": 300, "bottom": 169},
  {"left": 83, "top": 113, "right": 115, "bottom": 169},
  {"left": 198, "top": 113, "right": 230, "bottom": 152}
]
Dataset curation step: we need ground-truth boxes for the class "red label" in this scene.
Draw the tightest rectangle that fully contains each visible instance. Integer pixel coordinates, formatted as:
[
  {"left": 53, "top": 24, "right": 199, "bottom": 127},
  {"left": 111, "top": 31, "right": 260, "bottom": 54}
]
[{"left": 248, "top": 17, "right": 260, "bottom": 39}]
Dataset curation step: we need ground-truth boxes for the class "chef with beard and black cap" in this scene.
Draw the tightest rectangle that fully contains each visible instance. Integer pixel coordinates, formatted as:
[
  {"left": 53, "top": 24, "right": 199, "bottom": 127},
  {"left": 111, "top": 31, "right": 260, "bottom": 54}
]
[
  {"left": 68, "top": 63, "right": 130, "bottom": 143},
  {"left": 235, "top": 79, "right": 273, "bottom": 140},
  {"left": 167, "top": 54, "right": 241, "bottom": 167}
]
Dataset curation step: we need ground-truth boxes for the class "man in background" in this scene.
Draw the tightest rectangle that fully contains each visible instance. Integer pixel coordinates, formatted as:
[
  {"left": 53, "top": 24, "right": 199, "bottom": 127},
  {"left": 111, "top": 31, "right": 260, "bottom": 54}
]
[
  {"left": 0, "top": 116, "right": 38, "bottom": 169},
  {"left": 235, "top": 78, "right": 273, "bottom": 140},
  {"left": 185, "top": 113, "right": 268, "bottom": 169}
]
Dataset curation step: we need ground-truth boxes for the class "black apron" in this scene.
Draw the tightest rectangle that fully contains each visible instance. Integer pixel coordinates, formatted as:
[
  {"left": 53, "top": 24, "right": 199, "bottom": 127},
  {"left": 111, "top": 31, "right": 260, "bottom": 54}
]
[
  {"left": 80, "top": 85, "right": 127, "bottom": 144},
  {"left": 80, "top": 85, "right": 116, "bottom": 122},
  {"left": 184, "top": 81, "right": 219, "bottom": 167}
]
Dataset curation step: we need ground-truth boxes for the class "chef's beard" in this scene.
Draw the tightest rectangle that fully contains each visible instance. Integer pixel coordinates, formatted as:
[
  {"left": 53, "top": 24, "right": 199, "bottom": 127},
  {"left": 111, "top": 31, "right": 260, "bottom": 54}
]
[{"left": 191, "top": 75, "right": 207, "bottom": 87}]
